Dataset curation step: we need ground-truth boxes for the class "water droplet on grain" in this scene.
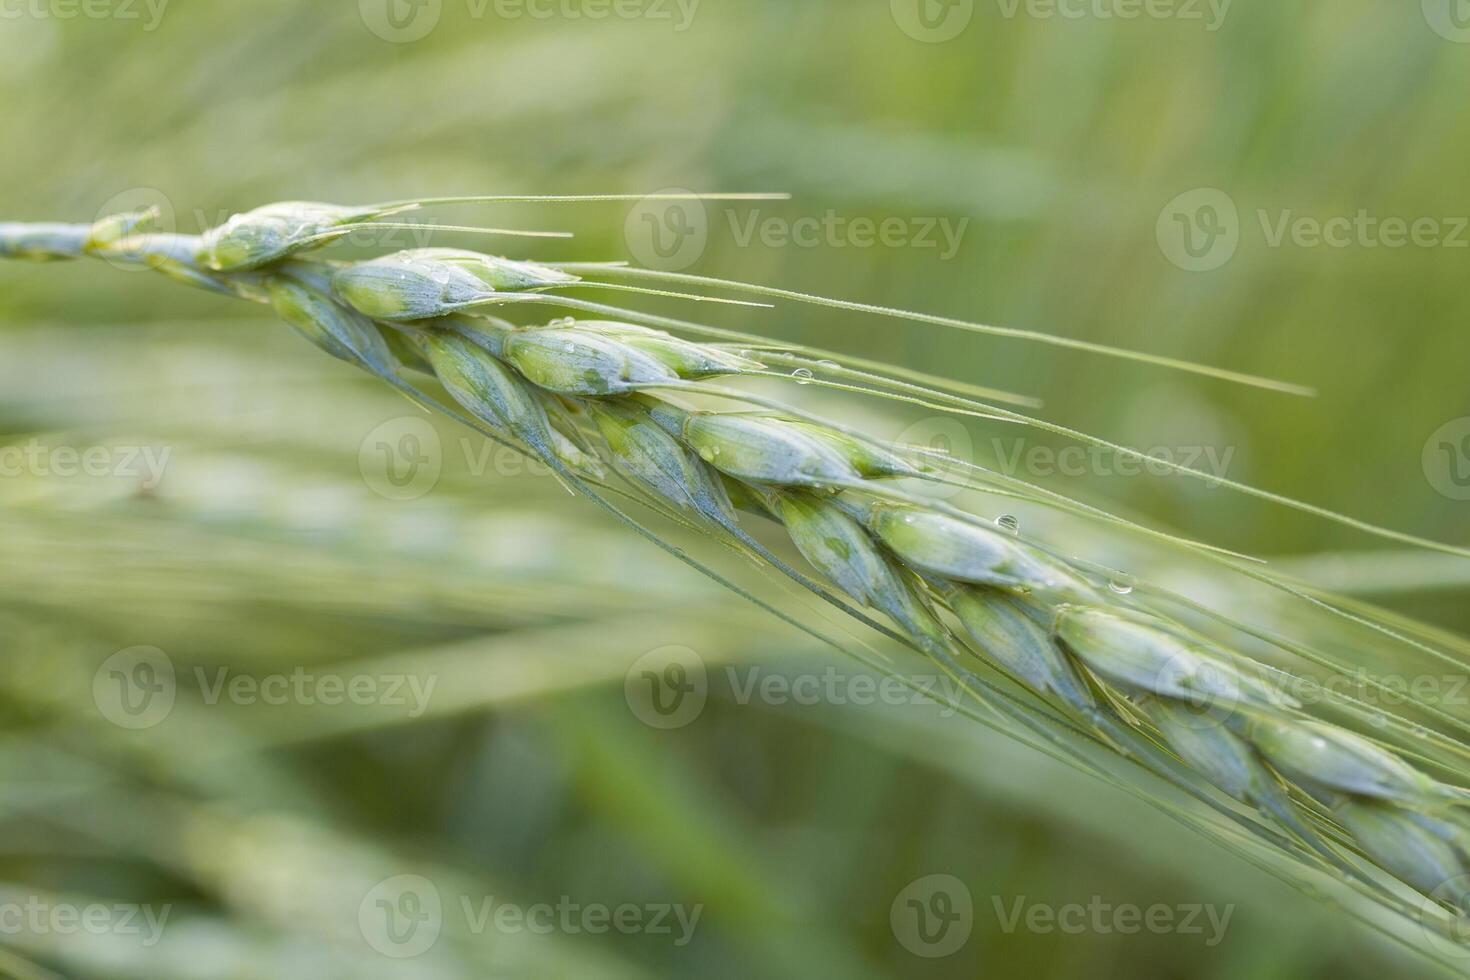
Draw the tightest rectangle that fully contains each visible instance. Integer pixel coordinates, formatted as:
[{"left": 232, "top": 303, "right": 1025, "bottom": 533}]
[
  {"left": 1107, "top": 572, "right": 1136, "bottom": 596},
  {"left": 817, "top": 360, "right": 840, "bottom": 370},
  {"left": 792, "top": 368, "right": 815, "bottom": 384},
  {"left": 996, "top": 514, "right": 1020, "bottom": 534},
  {"left": 1368, "top": 712, "right": 1387, "bottom": 728}
]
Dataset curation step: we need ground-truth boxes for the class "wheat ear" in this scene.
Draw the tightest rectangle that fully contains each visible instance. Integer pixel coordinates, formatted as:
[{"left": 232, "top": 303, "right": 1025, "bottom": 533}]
[{"left": 6, "top": 204, "right": 1470, "bottom": 957}]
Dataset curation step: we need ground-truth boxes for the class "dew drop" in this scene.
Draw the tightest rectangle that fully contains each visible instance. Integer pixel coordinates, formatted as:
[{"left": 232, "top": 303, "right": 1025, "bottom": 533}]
[
  {"left": 1412, "top": 725, "right": 1431, "bottom": 740},
  {"left": 996, "top": 514, "right": 1020, "bottom": 535},
  {"left": 792, "top": 368, "right": 815, "bottom": 384},
  {"left": 563, "top": 343, "right": 577, "bottom": 353},
  {"left": 902, "top": 514, "right": 917, "bottom": 524},
  {"left": 816, "top": 359, "right": 841, "bottom": 370},
  {"left": 1107, "top": 572, "right": 1136, "bottom": 596},
  {"left": 1367, "top": 712, "right": 1387, "bottom": 728}
]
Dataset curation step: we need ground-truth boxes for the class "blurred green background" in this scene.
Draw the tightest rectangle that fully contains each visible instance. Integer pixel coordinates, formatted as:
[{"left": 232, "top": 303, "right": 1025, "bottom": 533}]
[{"left": 1, "top": 1, "right": 1468, "bottom": 977}]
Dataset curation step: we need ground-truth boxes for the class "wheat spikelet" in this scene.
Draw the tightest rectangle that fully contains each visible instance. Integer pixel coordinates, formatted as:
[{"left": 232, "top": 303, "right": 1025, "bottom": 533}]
[{"left": 6, "top": 203, "right": 1470, "bottom": 957}]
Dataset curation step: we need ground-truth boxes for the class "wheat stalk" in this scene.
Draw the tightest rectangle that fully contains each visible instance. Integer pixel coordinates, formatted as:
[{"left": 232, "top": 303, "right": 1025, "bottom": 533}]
[{"left": 7, "top": 201, "right": 1470, "bottom": 957}]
